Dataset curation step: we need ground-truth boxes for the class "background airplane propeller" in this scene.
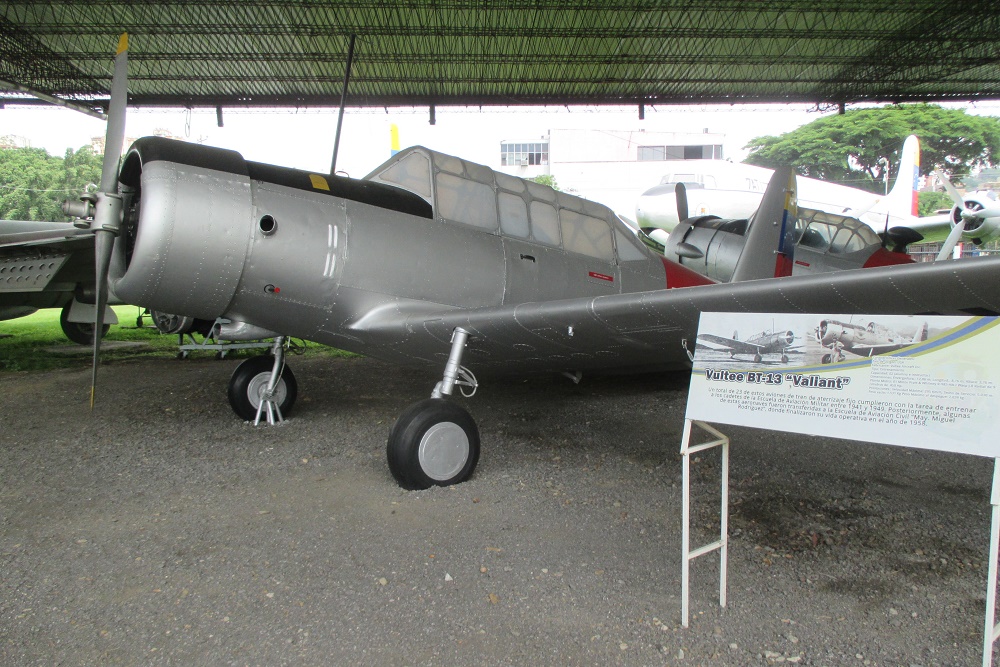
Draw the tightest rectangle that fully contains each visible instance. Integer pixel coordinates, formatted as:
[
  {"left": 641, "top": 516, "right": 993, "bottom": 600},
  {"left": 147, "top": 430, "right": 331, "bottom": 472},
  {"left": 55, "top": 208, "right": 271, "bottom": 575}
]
[
  {"left": 934, "top": 168, "right": 969, "bottom": 261},
  {"left": 675, "top": 181, "right": 688, "bottom": 222}
]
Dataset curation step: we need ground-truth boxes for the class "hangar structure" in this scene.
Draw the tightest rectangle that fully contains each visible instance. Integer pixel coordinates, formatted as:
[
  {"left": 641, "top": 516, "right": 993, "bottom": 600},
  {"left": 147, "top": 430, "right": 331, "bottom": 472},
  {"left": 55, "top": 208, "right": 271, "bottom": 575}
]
[{"left": 1, "top": 1, "right": 999, "bottom": 113}]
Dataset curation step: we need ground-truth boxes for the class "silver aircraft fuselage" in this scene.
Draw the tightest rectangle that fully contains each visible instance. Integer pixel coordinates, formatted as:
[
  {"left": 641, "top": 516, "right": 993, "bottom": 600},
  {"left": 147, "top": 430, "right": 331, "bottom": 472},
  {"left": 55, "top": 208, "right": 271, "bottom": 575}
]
[{"left": 111, "top": 138, "right": 672, "bottom": 368}]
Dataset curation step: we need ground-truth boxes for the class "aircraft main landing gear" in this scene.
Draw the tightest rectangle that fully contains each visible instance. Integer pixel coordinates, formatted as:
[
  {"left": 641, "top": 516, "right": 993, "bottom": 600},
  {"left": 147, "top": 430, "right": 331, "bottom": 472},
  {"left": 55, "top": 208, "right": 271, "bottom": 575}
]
[
  {"left": 228, "top": 336, "right": 297, "bottom": 424},
  {"left": 387, "top": 328, "right": 480, "bottom": 490},
  {"left": 60, "top": 302, "right": 109, "bottom": 345},
  {"left": 821, "top": 345, "right": 847, "bottom": 364}
]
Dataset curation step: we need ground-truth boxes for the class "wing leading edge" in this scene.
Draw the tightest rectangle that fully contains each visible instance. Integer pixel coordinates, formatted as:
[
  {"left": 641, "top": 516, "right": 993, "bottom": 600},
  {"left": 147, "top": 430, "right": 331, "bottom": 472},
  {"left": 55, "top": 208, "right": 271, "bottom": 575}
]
[
  {"left": 351, "top": 257, "right": 1000, "bottom": 374},
  {"left": 696, "top": 334, "right": 764, "bottom": 355}
]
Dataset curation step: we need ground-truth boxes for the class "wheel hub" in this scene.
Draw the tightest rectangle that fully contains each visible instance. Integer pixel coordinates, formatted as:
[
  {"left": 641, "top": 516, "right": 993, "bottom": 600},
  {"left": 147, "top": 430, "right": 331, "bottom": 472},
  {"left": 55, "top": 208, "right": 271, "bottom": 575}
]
[
  {"left": 418, "top": 422, "right": 470, "bottom": 481},
  {"left": 247, "top": 372, "right": 287, "bottom": 408}
]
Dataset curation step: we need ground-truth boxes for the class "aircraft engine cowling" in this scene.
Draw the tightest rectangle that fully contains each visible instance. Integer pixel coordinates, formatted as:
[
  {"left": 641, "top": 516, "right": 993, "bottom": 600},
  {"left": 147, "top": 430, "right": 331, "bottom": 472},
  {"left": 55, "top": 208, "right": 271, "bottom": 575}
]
[
  {"left": 816, "top": 320, "right": 854, "bottom": 348},
  {"left": 111, "top": 138, "right": 254, "bottom": 321},
  {"left": 662, "top": 215, "right": 749, "bottom": 283},
  {"left": 950, "top": 192, "right": 1000, "bottom": 245}
]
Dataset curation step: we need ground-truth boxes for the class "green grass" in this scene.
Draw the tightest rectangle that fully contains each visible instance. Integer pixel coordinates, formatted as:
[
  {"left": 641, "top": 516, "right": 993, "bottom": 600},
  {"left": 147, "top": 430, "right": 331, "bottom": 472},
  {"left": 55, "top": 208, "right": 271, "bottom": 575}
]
[{"left": 0, "top": 306, "right": 355, "bottom": 372}]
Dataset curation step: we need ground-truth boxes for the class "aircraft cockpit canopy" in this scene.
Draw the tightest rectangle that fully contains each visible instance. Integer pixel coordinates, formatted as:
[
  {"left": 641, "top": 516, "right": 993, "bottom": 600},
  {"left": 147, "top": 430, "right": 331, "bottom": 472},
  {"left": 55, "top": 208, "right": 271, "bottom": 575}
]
[
  {"left": 365, "top": 146, "right": 648, "bottom": 264},
  {"left": 795, "top": 209, "right": 881, "bottom": 255}
]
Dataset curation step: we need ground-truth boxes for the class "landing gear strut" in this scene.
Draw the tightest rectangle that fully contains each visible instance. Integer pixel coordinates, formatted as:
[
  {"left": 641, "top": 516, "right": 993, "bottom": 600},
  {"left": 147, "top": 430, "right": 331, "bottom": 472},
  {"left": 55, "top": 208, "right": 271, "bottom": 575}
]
[
  {"left": 228, "top": 336, "right": 298, "bottom": 424},
  {"left": 387, "top": 328, "right": 480, "bottom": 490}
]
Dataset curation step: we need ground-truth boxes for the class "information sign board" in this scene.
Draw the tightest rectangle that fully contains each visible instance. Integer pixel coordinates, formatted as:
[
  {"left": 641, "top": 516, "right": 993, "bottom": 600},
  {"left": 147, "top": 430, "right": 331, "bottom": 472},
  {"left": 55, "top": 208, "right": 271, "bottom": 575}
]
[{"left": 685, "top": 313, "right": 1000, "bottom": 458}]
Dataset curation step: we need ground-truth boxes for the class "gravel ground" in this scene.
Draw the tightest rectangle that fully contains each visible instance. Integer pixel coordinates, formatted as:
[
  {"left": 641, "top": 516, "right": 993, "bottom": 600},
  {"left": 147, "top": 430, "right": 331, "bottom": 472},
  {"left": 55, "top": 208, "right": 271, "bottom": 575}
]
[{"left": 0, "top": 353, "right": 995, "bottom": 666}]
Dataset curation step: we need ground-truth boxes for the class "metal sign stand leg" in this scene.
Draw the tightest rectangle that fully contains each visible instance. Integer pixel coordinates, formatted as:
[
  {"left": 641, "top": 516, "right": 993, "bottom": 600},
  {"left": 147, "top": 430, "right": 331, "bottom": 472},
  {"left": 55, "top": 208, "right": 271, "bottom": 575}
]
[
  {"left": 680, "top": 419, "right": 730, "bottom": 628},
  {"left": 983, "top": 458, "right": 1000, "bottom": 667}
]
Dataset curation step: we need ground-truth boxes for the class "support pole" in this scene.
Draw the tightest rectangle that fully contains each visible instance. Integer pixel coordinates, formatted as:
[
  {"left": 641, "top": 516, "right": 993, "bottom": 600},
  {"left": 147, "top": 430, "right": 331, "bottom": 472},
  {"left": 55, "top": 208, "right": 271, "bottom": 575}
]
[
  {"left": 0, "top": 79, "right": 107, "bottom": 120},
  {"left": 432, "top": 328, "right": 469, "bottom": 398},
  {"left": 983, "top": 458, "right": 1000, "bottom": 667},
  {"left": 680, "top": 419, "right": 730, "bottom": 628},
  {"left": 254, "top": 336, "right": 287, "bottom": 426},
  {"left": 330, "top": 33, "right": 356, "bottom": 175}
]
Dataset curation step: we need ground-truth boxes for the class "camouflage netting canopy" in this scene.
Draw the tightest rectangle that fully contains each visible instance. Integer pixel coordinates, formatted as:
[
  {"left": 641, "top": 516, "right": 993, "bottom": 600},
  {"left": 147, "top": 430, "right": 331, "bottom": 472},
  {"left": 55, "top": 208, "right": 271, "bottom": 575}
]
[{"left": 2, "top": 0, "right": 999, "bottom": 113}]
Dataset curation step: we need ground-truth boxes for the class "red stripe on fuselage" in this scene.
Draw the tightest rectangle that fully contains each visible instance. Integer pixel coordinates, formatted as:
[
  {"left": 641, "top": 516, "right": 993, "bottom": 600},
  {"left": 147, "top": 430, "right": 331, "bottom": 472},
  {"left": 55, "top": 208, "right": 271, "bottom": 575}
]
[
  {"left": 774, "top": 253, "right": 794, "bottom": 278},
  {"left": 863, "top": 247, "right": 915, "bottom": 268},
  {"left": 660, "top": 257, "right": 716, "bottom": 288}
]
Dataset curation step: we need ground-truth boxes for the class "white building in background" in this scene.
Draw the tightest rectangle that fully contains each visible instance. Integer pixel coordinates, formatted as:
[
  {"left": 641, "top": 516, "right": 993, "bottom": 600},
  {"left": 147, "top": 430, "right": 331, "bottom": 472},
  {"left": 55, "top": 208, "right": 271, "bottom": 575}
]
[{"left": 496, "top": 128, "right": 725, "bottom": 220}]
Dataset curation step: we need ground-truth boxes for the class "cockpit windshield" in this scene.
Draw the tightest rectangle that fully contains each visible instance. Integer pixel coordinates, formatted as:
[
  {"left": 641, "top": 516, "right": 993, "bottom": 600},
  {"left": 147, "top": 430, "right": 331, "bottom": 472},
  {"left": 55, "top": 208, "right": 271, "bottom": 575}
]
[{"left": 794, "top": 209, "right": 880, "bottom": 254}]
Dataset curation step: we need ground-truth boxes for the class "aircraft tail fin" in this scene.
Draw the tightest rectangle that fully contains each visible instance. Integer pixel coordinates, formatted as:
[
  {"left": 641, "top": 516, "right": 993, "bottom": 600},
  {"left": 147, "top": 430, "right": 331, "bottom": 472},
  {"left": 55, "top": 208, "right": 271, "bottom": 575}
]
[
  {"left": 730, "top": 167, "right": 797, "bottom": 282},
  {"left": 390, "top": 123, "right": 401, "bottom": 156},
  {"left": 883, "top": 134, "right": 921, "bottom": 219}
]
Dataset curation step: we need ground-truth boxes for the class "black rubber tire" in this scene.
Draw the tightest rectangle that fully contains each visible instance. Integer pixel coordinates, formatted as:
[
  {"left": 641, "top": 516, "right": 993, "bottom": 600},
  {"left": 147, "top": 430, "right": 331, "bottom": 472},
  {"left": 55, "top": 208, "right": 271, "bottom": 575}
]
[
  {"left": 60, "top": 304, "right": 109, "bottom": 345},
  {"left": 227, "top": 355, "right": 298, "bottom": 422},
  {"left": 387, "top": 398, "right": 480, "bottom": 490}
]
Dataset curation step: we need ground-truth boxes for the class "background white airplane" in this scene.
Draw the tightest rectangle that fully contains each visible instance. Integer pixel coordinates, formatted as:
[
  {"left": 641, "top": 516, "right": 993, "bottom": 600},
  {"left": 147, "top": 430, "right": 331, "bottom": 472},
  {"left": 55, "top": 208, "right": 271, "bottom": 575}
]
[{"left": 634, "top": 135, "right": 1000, "bottom": 257}]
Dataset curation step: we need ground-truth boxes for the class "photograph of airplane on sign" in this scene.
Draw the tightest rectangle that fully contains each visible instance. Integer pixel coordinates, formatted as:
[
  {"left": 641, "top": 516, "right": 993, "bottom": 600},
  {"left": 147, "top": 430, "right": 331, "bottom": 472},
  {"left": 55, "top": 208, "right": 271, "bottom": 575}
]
[
  {"left": 688, "top": 312, "right": 1000, "bottom": 458},
  {"left": 693, "top": 313, "right": 960, "bottom": 371}
]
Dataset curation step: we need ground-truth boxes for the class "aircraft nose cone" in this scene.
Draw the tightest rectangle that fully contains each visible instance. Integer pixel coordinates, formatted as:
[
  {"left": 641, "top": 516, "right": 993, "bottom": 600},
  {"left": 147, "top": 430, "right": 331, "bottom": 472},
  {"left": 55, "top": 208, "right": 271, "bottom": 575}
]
[{"left": 783, "top": 331, "right": 794, "bottom": 345}]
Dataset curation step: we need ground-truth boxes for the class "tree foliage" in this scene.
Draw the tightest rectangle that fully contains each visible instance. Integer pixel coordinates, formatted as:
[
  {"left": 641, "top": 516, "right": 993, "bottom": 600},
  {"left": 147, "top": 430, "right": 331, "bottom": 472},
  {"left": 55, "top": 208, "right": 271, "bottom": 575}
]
[
  {"left": 0, "top": 145, "right": 103, "bottom": 221},
  {"left": 743, "top": 105, "right": 1000, "bottom": 193},
  {"left": 530, "top": 174, "right": 560, "bottom": 191},
  {"left": 917, "top": 191, "right": 953, "bottom": 217}
]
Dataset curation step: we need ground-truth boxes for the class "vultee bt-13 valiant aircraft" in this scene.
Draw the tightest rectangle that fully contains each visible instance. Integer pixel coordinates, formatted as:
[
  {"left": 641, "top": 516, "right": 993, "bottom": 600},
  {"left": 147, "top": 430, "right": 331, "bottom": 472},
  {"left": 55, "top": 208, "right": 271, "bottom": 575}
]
[
  {"left": 635, "top": 135, "right": 924, "bottom": 235},
  {"left": 816, "top": 318, "right": 929, "bottom": 363},
  {"left": 696, "top": 329, "right": 798, "bottom": 363},
  {"left": 636, "top": 135, "right": 1000, "bottom": 259},
  {"left": 38, "top": 35, "right": 1000, "bottom": 490}
]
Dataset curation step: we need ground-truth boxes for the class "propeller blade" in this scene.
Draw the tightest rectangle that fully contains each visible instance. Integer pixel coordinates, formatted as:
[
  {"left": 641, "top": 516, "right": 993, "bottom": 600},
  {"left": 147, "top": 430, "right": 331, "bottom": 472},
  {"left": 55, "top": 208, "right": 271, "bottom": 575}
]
[
  {"left": 675, "top": 182, "right": 689, "bottom": 222},
  {"left": 90, "top": 231, "right": 115, "bottom": 407},
  {"left": 936, "top": 219, "right": 966, "bottom": 261},
  {"left": 100, "top": 33, "right": 128, "bottom": 194},
  {"left": 934, "top": 169, "right": 965, "bottom": 207},
  {"left": 90, "top": 32, "right": 129, "bottom": 407}
]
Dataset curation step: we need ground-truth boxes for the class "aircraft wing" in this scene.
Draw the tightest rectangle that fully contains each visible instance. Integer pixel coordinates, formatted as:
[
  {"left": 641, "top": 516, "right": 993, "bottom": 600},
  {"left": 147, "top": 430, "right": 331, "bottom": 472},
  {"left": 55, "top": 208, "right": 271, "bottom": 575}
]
[
  {"left": 890, "top": 214, "right": 952, "bottom": 244},
  {"left": 0, "top": 220, "right": 93, "bottom": 249},
  {"left": 353, "top": 256, "right": 1000, "bottom": 374},
  {"left": 842, "top": 343, "right": 911, "bottom": 358},
  {"left": 695, "top": 333, "right": 763, "bottom": 354}
]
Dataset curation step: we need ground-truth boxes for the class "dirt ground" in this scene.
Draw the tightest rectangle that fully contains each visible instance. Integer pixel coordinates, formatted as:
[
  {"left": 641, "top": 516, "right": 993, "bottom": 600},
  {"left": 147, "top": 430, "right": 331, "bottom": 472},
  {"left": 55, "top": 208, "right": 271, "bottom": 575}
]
[{"left": 0, "top": 354, "right": 995, "bottom": 666}]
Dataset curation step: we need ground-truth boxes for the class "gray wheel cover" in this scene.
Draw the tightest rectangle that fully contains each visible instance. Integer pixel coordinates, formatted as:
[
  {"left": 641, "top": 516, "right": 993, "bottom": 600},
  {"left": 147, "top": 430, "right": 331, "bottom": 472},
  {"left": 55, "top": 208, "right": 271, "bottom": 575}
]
[{"left": 418, "top": 422, "right": 470, "bottom": 481}]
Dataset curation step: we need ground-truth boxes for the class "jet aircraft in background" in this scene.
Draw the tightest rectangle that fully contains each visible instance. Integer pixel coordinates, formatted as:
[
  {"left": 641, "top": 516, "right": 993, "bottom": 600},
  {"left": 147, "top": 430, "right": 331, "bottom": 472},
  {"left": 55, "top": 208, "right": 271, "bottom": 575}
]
[{"left": 697, "top": 329, "right": 798, "bottom": 363}]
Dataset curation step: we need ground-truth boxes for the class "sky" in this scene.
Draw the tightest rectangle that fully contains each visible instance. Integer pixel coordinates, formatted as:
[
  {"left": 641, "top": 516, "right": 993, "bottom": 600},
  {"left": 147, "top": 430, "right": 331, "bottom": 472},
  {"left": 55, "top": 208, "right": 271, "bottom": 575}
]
[
  {"left": 4, "top": 99, "right": 1000, "bottom": 190},
  {"left": 0, "top": 102, "right": 886, "bottom": 176}
]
